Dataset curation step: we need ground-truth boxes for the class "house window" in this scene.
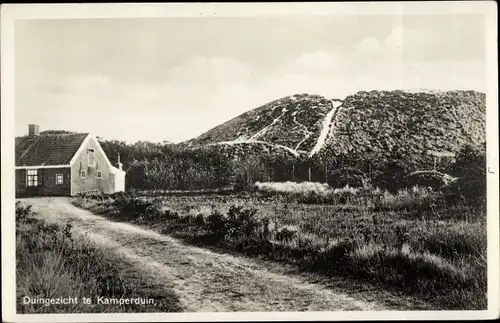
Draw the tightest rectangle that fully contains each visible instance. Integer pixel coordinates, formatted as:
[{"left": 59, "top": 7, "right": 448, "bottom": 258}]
[
  {"left": 26, "top": 169, "right": 38, "bottom": 186},
  {"left": 97, "top": 171, "right": 102, "bottom": 179},
  {"left": 81, "top": 170, "right": 86, "bottom": 179},
  {"left": 56, "top": 174, "right": 64, "bottom": 184},
  {"left": 88, "top": 148, "right": 95, "bottom": 166}
]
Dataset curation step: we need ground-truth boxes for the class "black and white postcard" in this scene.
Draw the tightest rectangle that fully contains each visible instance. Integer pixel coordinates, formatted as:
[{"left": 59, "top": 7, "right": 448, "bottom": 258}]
[{"left": 1, "top": 2, "right": 499, "bottom": 322}]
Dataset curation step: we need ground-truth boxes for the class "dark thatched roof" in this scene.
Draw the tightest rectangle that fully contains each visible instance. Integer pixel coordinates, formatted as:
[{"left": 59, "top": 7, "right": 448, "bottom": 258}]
[{"left": 15, "top": 133, "right": 89, "bottom": 166}]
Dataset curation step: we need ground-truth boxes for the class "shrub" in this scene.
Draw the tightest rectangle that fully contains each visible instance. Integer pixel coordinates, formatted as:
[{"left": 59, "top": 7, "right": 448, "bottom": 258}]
[
  {"left": 113, "top": 193, "right": 157, "bottom": 219},
  {"left": 324, "top": 239, "right": 356, "bottom": 264},
  {"left": 331, "top": 185, "right": 361, "bottom": 204},
  {"left": 372, "top": 160, "right": 411, "bottom": 193},
  {"left": 109, "top": 191, "right": 130, "bottom": 200},
  {"left": 227, "top": 206, "right": 261, "bottom": 239},
  {"left": 328, "top": 167, "right": 367, "bottom": 188},
  {"left": 164, "top": 209, "right": 181, "bottom": 220},
  {"left": 206, "top": 211, "right": 228, "bottom": 240},
  {"left": 16, "top": 201, "right": 33, "bottom": 222},
  {"left": 194, "top": 213, "right": 205, "bottom": 226},
  {"left": 445, "top": 144, "right": 486, "bottom": 206},
  {"left": 275, "top": 226, "right": 297, "bottom": 244},
  {"left": 403, "top": 171, "right": 456, "bottom": 190}
]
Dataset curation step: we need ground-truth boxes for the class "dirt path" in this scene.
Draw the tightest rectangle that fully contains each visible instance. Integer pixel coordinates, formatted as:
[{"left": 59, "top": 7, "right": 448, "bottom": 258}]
[{"left": 19, "top": 197, "right": 411, "bottom": 312}]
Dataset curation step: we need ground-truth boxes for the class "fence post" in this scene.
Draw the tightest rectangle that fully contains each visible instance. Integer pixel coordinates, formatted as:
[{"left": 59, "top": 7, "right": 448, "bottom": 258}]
[{"left": 308, "top": 167, "right": 312, "bottom": 182}]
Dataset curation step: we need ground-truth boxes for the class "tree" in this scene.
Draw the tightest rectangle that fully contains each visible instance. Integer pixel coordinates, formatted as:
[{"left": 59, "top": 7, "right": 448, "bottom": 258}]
[
  {"left": 233, "top": 155, "right": 270, "bottom": 190},
  {"left": 371, "top": 151, "right": 412, "bottom": 193}
]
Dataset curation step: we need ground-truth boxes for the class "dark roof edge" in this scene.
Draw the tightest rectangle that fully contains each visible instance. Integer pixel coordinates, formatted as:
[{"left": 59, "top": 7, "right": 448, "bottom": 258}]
[{"left": 15, "top": 132, "right": 90, "bottom": 140}]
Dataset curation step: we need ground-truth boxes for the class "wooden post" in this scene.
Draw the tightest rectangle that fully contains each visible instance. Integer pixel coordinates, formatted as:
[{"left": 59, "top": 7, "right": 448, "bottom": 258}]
[
  {"left": 308, "top": 167, "right": 312, "bottom": 182},
  {"left": 292, "top": 165, "right": 295, "bottom": 182},
  {"left": 325, "top": 165, "right": 328, "bottom": 184}
]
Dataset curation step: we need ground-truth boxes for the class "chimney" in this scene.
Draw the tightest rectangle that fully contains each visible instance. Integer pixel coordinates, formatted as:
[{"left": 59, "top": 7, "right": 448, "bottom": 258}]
[
  {"left": 117, "top": 153, "right": 123, "bottom": 170},
  {"left": 28, "top": 124, "right": 40, "bottom": 136}
]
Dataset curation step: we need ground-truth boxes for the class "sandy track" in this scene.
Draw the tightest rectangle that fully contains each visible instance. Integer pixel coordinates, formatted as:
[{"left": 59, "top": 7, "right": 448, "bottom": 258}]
[{"left": 20, "top": 197, "right": 392, "bottom": 312}]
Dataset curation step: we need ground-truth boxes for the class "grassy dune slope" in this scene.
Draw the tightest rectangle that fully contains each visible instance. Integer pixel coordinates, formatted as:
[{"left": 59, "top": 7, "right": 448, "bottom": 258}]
[
  {"left": 188, "top": 94, "right": 333, "bottom": 153},
  {"left": 321, "top": 90, "right": 486, "bottom": 164},
  {"left": 186, "top": 90, "right": 486, "bottom": 167}
]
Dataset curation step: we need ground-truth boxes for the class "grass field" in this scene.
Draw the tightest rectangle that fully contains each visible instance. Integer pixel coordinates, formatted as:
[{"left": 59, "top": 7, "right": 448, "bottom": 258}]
[
  {"left": 16, "top": 201, "right": 182, "bottom": 313},
  {"left": 73, "top": 186, "right": 487, "bottom": 310}
]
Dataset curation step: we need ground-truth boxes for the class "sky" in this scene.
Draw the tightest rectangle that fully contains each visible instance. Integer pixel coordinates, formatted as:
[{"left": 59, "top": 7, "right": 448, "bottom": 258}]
[{"left": 15, "top": 15, "right": 486, "bottom": 143}]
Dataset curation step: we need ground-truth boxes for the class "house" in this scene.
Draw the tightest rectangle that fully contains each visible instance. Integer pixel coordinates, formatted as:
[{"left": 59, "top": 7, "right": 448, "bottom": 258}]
[{"left": 15, "top": 124, "right": 126, "bottom": 197}]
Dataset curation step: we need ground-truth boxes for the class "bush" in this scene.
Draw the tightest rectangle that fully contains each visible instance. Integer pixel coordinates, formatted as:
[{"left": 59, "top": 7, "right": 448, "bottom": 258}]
[
  {"left": 444, "top": 144, "right": 486, "bottom": 206},
  {"left": 328, "top": 167, "right": 367, "bottom": 188},
  {"left": 226, "top": 206, "right": 261, "bottom": 240},
  {"left": 164, "top": 209, "right": 181, "bottom": 220},
  {"left": 372, "top": 160, "right": 411, "bottom": 193},
  {"left": 403, "top": 171, "right": 456, "bottom": 190},
  {"left": 113, "top": 193, "right": 158, "bottom": 219},
  {"left": 206, "top": 211, "right": 228, "bottom": 240},
  {"left": 206, "top": 206, "right": 263, "bottom": 243},
  {"left": 321, "top": 240, "right": 356, "bottom": 269},
  {"left": 109, "top": 191, "right": 130, "bottom": 200},
  {"left": 275, "top": 226, "right": 297, "bottom": 243},
  {"left": 194, "top": 213, "right": 205, "bottom": 226},
  {"left": 16, "top": 201, "right": 33, "bottom": 222}
]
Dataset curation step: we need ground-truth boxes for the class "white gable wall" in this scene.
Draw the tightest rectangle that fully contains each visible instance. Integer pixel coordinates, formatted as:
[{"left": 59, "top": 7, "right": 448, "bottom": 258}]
[{"left": 69, "top": 134, "right": 126, "bottom": 195}]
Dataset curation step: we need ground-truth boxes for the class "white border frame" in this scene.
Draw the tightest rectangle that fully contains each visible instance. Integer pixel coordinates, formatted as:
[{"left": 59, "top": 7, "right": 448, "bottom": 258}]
[{"left": 1, "top": 2, "right": 498, "bottom": 322}]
